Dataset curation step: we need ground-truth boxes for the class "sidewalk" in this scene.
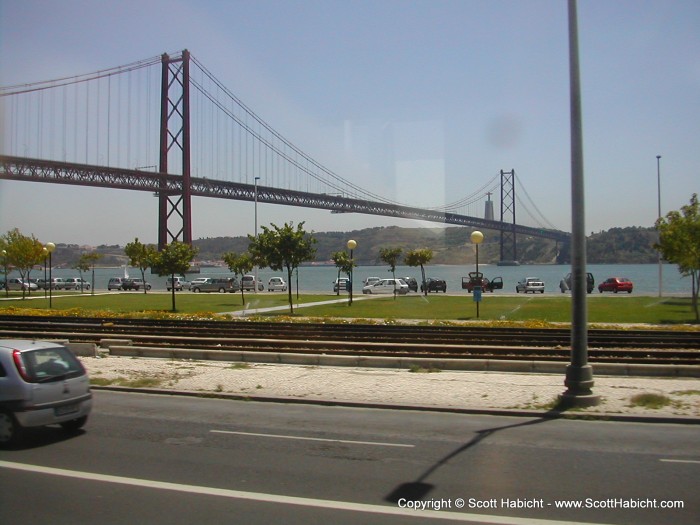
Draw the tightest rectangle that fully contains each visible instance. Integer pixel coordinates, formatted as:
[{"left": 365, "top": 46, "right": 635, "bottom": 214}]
[
  {"left": 83, "top": 355, "right": 700, "bottom": 423},
  {"left": 226, "top": 294, "right": 377, "bottom": 316}
]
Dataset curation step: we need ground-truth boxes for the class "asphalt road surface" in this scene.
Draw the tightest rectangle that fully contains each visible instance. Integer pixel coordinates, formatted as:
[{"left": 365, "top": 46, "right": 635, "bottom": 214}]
[{"left": 1, "top": 391, "right": 698, "bottom": 524}]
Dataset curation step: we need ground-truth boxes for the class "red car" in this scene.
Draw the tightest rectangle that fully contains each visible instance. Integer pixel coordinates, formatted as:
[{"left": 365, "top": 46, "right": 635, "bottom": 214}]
[{"left": 598, "top": 277, "right": 633, "bottom": 294}]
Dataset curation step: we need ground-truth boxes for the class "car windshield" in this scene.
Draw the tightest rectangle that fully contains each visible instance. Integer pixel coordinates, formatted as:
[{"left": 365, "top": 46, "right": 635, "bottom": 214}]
[{"left": 19, "top": 347, "right": 85, "bottom": 383}]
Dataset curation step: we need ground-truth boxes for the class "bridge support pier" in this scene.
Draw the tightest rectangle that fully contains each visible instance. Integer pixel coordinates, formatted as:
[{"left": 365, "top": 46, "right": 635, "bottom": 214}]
[
  {"left": 158, "top": 50, "right": 192, "bottom": 249},
  {"left": 499, "top": 169, "right": 518, "bottom": 265}
]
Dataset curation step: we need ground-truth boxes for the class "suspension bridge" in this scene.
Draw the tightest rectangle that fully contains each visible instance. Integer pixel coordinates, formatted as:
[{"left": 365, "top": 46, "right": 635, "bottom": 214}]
[{"left": 0, "top": 50, "right": 569, "bottom": 262}]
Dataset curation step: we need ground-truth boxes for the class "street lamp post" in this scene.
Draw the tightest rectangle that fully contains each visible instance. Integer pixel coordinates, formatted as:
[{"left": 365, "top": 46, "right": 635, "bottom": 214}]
[
  {"left": 254, "top": 176, "right": 261, "bottom": 294},
  {"left": 470, "top": 231, "right": 484, "bottom": 318},
  {"left": 656, "top": 155, "right": 662, "bottom": 298},
  {"left": 1, "top": 250, "right": 7, "bottom": 297},
  {"left": 42, "top": 246, "right": 49, "bottom": 300},
  {"left": 45, "top": 242, "right": 55, "bottom": 308},
  {"left": 347, "top": 239, "right": 357, "bottom": 305},
  {"left": 561, "top": 0, "right": 599, "bottom": 408}
]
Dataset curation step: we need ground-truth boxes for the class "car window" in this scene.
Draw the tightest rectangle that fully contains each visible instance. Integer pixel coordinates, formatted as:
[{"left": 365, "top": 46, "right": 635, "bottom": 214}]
[{"left": 19, "top": 347, "right": 85, "bottom": 383}]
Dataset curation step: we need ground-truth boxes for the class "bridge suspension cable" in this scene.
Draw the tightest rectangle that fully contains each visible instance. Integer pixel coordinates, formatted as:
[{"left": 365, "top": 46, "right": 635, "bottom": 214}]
[
  {"left": 515, "top": 173, "right": 559, "bottom": 231},
  {"left": 189, "top": 54, "right": 406, "bottom": 206},
  {"left": 0, "top": 55, "right": 163, "bottom": 97}
]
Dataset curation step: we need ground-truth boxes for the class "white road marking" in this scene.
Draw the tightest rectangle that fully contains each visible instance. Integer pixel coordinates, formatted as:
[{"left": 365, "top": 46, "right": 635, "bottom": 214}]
[
  {"left": 0, "top": 460, "right": 613, "bottom": 524},
  {"left": 660, "top": 459, "right": 700, "bottom": 464},
  {"left": 210, "top": 429, "right": 414, "bottom": 448}
]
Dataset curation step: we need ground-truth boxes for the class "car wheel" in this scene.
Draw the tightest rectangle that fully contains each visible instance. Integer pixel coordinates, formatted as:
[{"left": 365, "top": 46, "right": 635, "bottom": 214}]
[
  {"left": 614, "top": 289, "right": 618, "bottom": 293},
  {"left": 192, "top": 287, "right": 200, "bottom": 293},
  {"left": 218, "top": 287, "right": 226, "bottom": 293},
  {"left": 60, "top": 415, "right": 88, "bottom": 433},
  {"left": 0, "top": 411, "right": 22, "bottom": 447}
]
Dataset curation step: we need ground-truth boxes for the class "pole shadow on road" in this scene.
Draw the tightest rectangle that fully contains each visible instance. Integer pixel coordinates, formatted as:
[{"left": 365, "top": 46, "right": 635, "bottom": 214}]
[{"left": 384, "top": 403, "right": 568, "bottom": 504}]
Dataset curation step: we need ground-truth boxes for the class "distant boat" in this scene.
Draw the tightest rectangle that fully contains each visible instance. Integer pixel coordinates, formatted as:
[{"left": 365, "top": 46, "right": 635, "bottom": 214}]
[
  {"left": 186, "top": 265, "right": 201, "bottom": 274},
  {"left": 497, "top": 260, "right": 520, "bottom": 266}
]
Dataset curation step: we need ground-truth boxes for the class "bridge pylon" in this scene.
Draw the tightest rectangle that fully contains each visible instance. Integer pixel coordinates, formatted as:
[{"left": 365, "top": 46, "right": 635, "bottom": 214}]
[
  {"left": 499, "top": 169, "right": 518, "bottom": 264},
  {"left": 158, "top": 50, "right": 192, "bottom": 249}
]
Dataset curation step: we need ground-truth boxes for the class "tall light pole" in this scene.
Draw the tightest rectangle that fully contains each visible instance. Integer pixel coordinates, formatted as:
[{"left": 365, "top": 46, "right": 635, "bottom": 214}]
[
  {"left": 656, "top": 155, "right": 662, "bottom": 298},
  {"left": 347, "top": 239, "right": 357, "bottom": 305},
  {"left": 254, "top": 176, "right": 261, "bottom": 294},
  {"left": 45, "top": 242, "right": 55, "bottom": 309},
  {"left": 470, "top": 231, "right": 483, "bottom": 318},
  {"left": 42, "top": 246, "right": 49, "bottom": 300},
  {"left": 1, "top": 250, "right": 7, "bottom": 298},
  {"left": 561, "top": 0, "right": 599, "bottom": 408}
]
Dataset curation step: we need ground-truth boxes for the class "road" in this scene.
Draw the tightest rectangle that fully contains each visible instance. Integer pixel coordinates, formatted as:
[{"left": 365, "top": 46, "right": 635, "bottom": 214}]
[{"left": 1, "top": 391, "right": 698, "bottom": 524}]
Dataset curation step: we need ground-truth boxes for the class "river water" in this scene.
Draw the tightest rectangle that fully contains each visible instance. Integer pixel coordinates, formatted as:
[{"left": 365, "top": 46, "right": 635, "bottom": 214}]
[{"left": 12, "top": 263, "right": 692, "bottom": 295}]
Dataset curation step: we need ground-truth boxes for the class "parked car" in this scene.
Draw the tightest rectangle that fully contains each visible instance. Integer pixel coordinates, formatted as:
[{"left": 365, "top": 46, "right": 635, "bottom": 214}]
[
  {"left": 598, "top": 277, "right": 634, "bottom": 294},
  {"left": 241, "top": 275, "right": 264, "bottom": 291},
  {"left": 516, "top": 277, "right": 545, "bottom": 294},
  {"left": 267, "top": 277, "right": 287, "bottom": 291},
  {"left": 462, "top": 272, "right": 504, "bottom": 293},
  {"left": 333, "top": 277, "right": 350, "bottom": 292},
  {"left": 166, "top": 276, "right": 191, "bottom": 291},
  {"left": 402, "top": 277, "right": 418, "bottom": 292},
  {"left": 0, "top": 339, "right": 92, "bottom": 446},
  {"left": 64, "top": 277, "right": 91, "bottom": 291},
  {"left": 559, "top": 272, "right": 595, "bottom": 293},
  {"left": 121, "top": 278, "right": 151, "bottom": 291},
  {"left": 191, "top": 277, "right": 239, "bottom": 293},
  {"left": 421, "top": 277, "right": 447, "bottom": 293},
  {"left": 107, "top": 277, "right": 126, "bottom": 291},
  {"left": 6, "top": 278, "right": 38, "bottom": 291},
  {"left": 362, "top": 278, "right": 409, "bottom": 295},
  {"left": 36, "top": 277, "right": 66, "bottom": 290}
]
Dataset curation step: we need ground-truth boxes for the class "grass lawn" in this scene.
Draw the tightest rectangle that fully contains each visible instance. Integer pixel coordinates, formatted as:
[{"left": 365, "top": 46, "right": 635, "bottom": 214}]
[
  {"left": 0, "top": 291, "right": 315, "bottom": 316},
  {"left": 297, "top": 294, "right": 699, "bottom": 325},
  {"left": 0, "top": 290, "right": 697, "bottom": 326}
]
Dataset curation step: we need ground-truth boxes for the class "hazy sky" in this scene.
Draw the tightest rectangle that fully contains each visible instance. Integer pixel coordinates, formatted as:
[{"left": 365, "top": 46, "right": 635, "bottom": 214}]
[{"left": 1, "top": 0, "right": 698, "bottom": 247}]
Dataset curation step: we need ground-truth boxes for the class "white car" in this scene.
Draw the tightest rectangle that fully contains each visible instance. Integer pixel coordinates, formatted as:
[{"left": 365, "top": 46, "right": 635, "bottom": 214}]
[
  {"left": 166, "top": 276, "right": 191, "bottom": 291},
  {"left": 64, "top": 277, "right": 91, "bottom": 290},
  {"left": 362, "top": 278, "right": 409, "bottom": 295},
  {"left": 516, "top": 277, "right": 545, "bottom": 294},
  {"left": 267, "top": 277, "right": 287, "bottom": 291},
  {"left": 5, "top": 278, "right": 38, "bottom": 291},
  {"left": 241, "top": 275, "right": 264, "bottom": 291}
]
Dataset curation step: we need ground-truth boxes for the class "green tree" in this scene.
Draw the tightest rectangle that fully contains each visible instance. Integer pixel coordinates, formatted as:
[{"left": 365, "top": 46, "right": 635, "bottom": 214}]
[
  {"left": 152, "top": 241, "right": 199, "bottom": 312},
  {"left": 248, "top": 222, "right": 317, "bottom": 314},
  {"left": 655, "top": 193, "right": 700, "bottom": 321},
  {"left": 1, "top": 228, "right": 44, "bottom": 299},
  {"left": 331, "top": 251, "right": 354, "bottom": 296},
  {"left": 379, "top": 247, "right": 403, "bottom": 297},
  {"left": 74, "top": 252, "right": 102, "bottom": 294},
  {"left": 124, "top": 238, "right": 158, "bottom": 295},
  {"left": 405, "top": 248, "right": 433, "bottom": 296},
  {"left": 222, "top": 251, "right": 254, "bottom": 304}
]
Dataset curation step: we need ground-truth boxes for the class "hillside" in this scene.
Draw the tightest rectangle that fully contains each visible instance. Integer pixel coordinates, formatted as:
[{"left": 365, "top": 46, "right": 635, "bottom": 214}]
[
  {"left": 192, "top": 225, "right": 660, "bottom": 266},
  {"left": 46, "top": 226, "right": 660, "bottom": 268}
]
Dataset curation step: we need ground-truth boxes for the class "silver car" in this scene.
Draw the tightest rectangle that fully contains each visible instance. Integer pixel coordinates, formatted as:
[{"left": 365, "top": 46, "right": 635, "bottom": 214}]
[
  {"left": 516, "top": 277, "right": 545, "bottom": 294},
  {"left": 0, "top": 340, "right": 92, "bottom": 446}
]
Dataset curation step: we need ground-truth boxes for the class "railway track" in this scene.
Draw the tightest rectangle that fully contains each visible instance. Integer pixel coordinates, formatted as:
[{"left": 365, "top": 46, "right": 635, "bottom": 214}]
[{"left": 1, "top": 315, "right": 699, "bottom": 366}]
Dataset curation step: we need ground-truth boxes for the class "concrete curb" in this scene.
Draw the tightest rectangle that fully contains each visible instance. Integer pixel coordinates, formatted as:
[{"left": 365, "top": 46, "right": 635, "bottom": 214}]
[
  {"left": 105, "top": 344, "right": 700, "bottom": 378},
  {"left": 91, "top": 385, "right": 700, "bottom": 425}
]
